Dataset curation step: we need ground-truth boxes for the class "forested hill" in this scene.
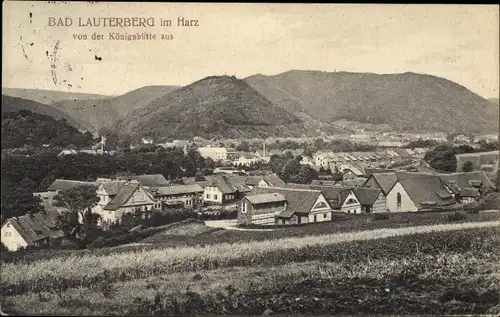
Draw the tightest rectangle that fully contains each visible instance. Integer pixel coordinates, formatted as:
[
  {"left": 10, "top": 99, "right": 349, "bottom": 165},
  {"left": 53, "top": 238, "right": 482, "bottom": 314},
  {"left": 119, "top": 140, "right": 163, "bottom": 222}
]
[
  {"left": 245, "top": 70, "right": 499, "bottom": 133},
  {"left": 1, "top": 110, "right": 93, "bottom": 149}
]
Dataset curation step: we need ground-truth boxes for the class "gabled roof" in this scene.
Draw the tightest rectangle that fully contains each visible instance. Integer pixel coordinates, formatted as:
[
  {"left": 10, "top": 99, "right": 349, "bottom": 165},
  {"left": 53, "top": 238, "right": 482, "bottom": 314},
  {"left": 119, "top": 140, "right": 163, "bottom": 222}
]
[
  {"left": 154, "top": 184, "right": 204, "bottom": 196},
  {"left": 250, "top": 187, "right": 324, "bottom": 219},
  {"left": 439, "top": 171, "right": 495, "bottom": 193},
  {"left": 365, "top": 173, "right": 398, "bottom": 195},
  {"left": 101, "top": 181, "right": 129, "bottom": 196},
  {"left": 3, "top": 210, "right": 64, "bottom": 245},
  {"left": 285, "top": 184, "right": 353, "bottom": 209},
  {"left": 104, "top": 182, "right": 152, "bottom": 211},
  {"left": 207, "top": 175, "right": 251, "bottom": 194},
  {"left": 245, "top": 193, "right": 287, "bottom": 205},
  {"left": 117, "top": 174, "right": 170, "bottom": 187},
  {"left": 262, "top": 174, "right": 286, "bottom": 187},
  {"left": 354, "top": 188, "right": 382, "bottom": 206},
  {"left": 47, "top": 179, "right": 96, "bottom": 191},
  {"left": 396, "top": 176, "right": 455, "bottom": 209}
]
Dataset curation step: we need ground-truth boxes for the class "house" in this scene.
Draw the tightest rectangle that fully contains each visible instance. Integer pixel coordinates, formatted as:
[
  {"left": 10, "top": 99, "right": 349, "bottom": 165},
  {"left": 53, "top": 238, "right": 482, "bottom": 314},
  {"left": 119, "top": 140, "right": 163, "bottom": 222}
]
[
  {"left": 285, "top": 183, "right": 368, "bottom": 214},
  {"left": 313, "top": 151, "right": 334, "bottom": 168},
  {"left": 300, "top": 155, "right": 315, "bottom": 166},
  {"left": 151, "top": 184, "right": 204, "bottom": 209},
  {"left": 385, "top": 175, "right": 456, "bottom": 212},
  {"left": 93, "top": 180, "right": 159, "bottom": 225},
  {"left": 198, "top": 146, "right": 228, "bottom": 161},
  {"left": 240, "top": 187, "right": 333, "bottom": 225},
  {"left": 237, "top": 193, "right": 287, "bottom": 225},
  {"left": 116, "top": 174, "right": 170, "bottom": 188},
  {"left": 245, "top": 174, "right": 286, "bottom": 189},
  {"left": 439, "top": 171, "right": 495, "bottom": 204},
  {"left": 203, "top": 175, "right": 251, "bottom": 205},
  {"left": 362, "top": 172, "right": 399, "bottom": 196},
  {"left": 1, "top": 210, "right": 64, "bottom": 251},
  {"left": 233, "top": 153, "right": 260, "bottom": 166},
  {"left": 353, "top": 188, "right": 385, "bottom": 213}
]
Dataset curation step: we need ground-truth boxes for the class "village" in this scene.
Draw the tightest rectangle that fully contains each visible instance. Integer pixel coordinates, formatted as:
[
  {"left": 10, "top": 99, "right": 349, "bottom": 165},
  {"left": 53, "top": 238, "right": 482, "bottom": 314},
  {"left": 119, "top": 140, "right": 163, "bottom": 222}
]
[{"left": 1, "top": 135, "right": 498, "bottom": 252}]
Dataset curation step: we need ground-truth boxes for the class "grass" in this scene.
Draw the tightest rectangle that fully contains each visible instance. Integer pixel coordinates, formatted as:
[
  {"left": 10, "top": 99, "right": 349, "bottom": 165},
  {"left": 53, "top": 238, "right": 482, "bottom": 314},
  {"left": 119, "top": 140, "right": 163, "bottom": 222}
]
[
  {"left": 2, "top": 225, "right": 499, "bottom": 315},
  {"left": 2, "top": 221, "right": 498, "bottom": 296},
  {"left": 3, "top": 210, "right": 498, "bottom": 265}
]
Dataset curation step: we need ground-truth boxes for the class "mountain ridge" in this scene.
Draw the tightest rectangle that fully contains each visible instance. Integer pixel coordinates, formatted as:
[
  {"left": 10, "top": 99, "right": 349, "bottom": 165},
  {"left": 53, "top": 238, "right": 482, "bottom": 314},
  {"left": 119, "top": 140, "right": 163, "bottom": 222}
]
[
  {"left": 114, "top": 76, "right": 306, "bottom": 140},
  {"left": 244, "top": 70, "right": 499, "bottom": 133}
]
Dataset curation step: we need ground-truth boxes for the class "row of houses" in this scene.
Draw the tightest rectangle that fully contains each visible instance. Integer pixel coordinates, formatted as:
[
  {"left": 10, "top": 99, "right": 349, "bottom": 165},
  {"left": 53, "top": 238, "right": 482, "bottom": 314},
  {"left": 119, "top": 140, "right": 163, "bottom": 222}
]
[
  {"left": 237, "top": 170, "right": 495, "bottom": 226},
  {"left": 311, "top": 149, "right": 428, "bottom": 169}
]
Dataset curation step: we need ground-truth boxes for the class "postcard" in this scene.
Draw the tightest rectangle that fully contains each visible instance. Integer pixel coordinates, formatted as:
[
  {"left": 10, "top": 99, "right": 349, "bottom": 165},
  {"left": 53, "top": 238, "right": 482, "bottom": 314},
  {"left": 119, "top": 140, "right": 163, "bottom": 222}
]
[{"left": 1, "top": 2, "right": 499, "bottom": 316}]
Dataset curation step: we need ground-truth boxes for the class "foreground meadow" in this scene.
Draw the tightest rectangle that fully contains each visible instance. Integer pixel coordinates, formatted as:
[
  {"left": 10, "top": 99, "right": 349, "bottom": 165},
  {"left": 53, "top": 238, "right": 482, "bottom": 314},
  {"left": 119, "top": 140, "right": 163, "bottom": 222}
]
[{"left": 1, "top": 221, "right": 499, "bottom": 315}]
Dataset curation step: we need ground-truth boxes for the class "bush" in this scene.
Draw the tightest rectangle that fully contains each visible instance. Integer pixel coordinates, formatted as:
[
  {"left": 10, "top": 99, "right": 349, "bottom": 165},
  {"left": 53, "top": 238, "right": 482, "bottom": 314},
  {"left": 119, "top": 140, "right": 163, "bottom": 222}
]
[
  {"left": 447, "top": 211, "right": 467, "bottom": 222},
  {"left": 372, "top": 213, "right": 390, "bottom": 221}
]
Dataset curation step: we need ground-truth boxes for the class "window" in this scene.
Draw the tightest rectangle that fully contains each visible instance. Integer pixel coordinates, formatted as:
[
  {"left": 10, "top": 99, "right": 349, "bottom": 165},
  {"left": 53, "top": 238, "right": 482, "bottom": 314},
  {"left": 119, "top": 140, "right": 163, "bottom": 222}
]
[
  {"left": 397, "top": 193, "right": 402, "bottom": 210},
  {"left": 6, "top": 223, "right": 10, "bottom": 228},
  {"left": 323, "top": 214, "right": 327, "bottom": 219},
  {"left": 214, "top": 194, "right": 218, "bottom": 200},
  {"left": 313, "top": 202, "right": 328, "bottom": 209},
  {"left": 206, "top": 194, "right": 211, "bottom": 199},
  {"left": 243, "top": 202, "right": 248, "bottom": 213},
  {"left": 5, "top": 232, "right": 12, "bottom": 237}
]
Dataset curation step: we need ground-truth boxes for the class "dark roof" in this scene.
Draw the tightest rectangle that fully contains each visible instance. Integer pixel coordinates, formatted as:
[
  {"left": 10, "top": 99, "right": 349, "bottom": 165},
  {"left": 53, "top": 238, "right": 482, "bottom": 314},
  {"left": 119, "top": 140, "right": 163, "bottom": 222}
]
[
  {"left": 439, "top": 171, "right": 495, "bottom": 194},
  {"left": 285, "top": 183, "right": 353, "bottom": 208},
  {"left": 104, "top": 182, "right": 151, "bottom": 211},
  {"left": 460, "top": 187, "right": 480, "bottom": 197},
  {"left": 397, "top": 176, "right": 455, "bottom": 209},
  {"left": 245, "top": 193, "right": 287, "bottom": 205},
  {"left": 154, "top": 184, "right": 204, "bottom": 196},
  {"left": 354, "top": 188, "right": 382, "bottom": 206},
  {"left": 262, "top": 174, "right": 286, "bottom": 187},
  {"left": 4, "top": 210, "right": 64, "bottom": 245},
  {"left": 207, "top": 175, "right": 251, "bottom": 194},
  {"left": 47, "top": 179, "right": 96, "bottom": 191},
  {"left": 117, "top": 174, "right": 170, "bottom": 187},
  {"left": 250, "top": 187, "right": 324, "bottom": 218},
  {"left": 101, "top": 181, "right": 128, "bottom": 196},
  {"left": 368, "top": 173, "right": 398, "bottom": 195},
  {"left": 365, "top": 168, "right": 396, "bottom": 177}
]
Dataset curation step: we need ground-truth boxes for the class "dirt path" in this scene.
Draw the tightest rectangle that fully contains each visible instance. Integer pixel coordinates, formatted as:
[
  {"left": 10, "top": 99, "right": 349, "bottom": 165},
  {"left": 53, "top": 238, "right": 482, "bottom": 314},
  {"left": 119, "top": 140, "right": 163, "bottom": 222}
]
[{"left": 204, "top": 219, "right": 275, "bottom": 231}]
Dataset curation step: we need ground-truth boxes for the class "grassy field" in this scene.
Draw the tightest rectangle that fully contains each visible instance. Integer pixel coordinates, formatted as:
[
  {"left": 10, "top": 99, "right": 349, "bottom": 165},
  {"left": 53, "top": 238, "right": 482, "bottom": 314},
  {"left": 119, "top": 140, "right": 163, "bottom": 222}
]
[
  {"left": 1, "top": 221, "right": 499, "bottom": 315},
  {"left": 1, "top": 224, "right": 500, "bottom": 315},
  {"left": 3, "top": 210, "right": 499, "bottom": 265}
]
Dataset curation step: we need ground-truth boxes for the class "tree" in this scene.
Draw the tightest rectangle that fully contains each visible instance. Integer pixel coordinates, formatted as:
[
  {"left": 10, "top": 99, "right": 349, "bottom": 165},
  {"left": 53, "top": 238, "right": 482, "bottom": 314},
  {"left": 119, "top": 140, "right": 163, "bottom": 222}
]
[
  {"left": 53, "top": 184, "right": 101, "bottom": 247},
  {"left": 293, "top": 165, "right": 318, "bottom": 184},
  {"left": 461, "top": 160, "right": 474, "bottom": 172},
  {"left": 424, "top": 145, "right": 457, "bottom": 172},
  {"left": 236, "top": 141, "right": 250, "bottom": 152},
  {"left": 280, "top": 158, "right": 301, "bottom": 183}
]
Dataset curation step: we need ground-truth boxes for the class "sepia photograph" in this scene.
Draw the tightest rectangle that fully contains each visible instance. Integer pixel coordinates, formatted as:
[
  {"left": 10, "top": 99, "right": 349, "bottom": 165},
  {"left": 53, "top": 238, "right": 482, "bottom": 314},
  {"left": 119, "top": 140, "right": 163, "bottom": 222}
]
[{"left": 1, "top": 2, "right": 499, "bottom": 316}]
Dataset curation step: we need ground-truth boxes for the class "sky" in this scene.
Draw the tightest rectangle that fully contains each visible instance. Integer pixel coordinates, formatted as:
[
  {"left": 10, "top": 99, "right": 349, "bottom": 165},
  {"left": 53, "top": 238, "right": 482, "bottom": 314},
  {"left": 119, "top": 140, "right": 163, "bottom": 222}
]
[{"left": 2, "top": 2, "right": 499, "bottom": 98}]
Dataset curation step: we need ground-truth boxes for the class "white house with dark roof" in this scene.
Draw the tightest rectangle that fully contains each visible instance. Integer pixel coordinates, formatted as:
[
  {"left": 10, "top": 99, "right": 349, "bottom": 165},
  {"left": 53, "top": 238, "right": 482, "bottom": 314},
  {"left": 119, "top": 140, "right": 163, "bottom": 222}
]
[
  {"left": 151, "top": 184, "right": 204, "bottom": 209},
  {"left": 203, "top": 175, "right": 252, "bottom": 205},
  {"left": 239, "top": 187, "right": 333, "bottom": 225},
  {"left": 93, "top": 180, "right": 159, "bottom": 225},
  {"left": 1, "top": 210, "right": 64, "bottom": 251},
  {"left": 385, "top": 175, "right": 456, "bottom": 212}
]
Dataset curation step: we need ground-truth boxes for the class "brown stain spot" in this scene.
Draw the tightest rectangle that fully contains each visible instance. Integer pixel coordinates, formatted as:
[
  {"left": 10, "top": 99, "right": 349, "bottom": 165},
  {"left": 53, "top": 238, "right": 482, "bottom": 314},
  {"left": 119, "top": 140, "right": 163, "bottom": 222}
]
[{"left": 94, "top": 55, "right": 102, "bottom": 61}]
